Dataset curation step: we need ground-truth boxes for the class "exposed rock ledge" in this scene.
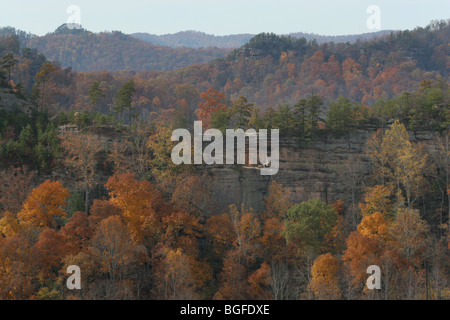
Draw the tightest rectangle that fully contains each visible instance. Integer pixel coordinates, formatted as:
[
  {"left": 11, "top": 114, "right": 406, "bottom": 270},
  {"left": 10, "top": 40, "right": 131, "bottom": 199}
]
[{"left": 204, "top": 126, "right": 447, "bottom": 214}]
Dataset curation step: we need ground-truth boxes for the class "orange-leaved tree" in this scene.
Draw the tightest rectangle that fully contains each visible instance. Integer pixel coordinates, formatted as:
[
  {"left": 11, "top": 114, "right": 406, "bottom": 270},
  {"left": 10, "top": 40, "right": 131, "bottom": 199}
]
[
  {"left": 17, "top": 180, "right": 69, "bottom": 228},
  {"left": 309, "top": 253, "right": 341, "bottom": 300},
  {"left": 105, "top": 173, "right": 157, "bottom": 244},
  {"left": 34, "top": 228, "right": 68, "bottom": 278},
  {"left": 0, "top": 210, "right": 20, "bottom": 238},
  {"left": 0, "top": 233, "right": 39, "bottom": 299},
  {"left": 196, "top": 88, "right": 228, "bottom": 128},
  {"left": 60, "top": 211, "right": 93, "bottom": 254}
]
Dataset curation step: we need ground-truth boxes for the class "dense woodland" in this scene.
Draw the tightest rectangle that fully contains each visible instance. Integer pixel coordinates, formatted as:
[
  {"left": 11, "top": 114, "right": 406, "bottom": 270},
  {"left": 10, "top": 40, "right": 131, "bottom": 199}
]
[
  {"left": 131, "top": 30, "right": 393, "bottom": 49},
  {"left": 0, "top": 20, "right": 448, "bottom": 300},
  {"left": 1, "top": 21, "right": 448, "bottom": 114},
  {"left": 0, "top": 25, "right": 232, "bottom": 72},
  {"left": 131, "top": 31, "right": 255, "bottom": 49}
]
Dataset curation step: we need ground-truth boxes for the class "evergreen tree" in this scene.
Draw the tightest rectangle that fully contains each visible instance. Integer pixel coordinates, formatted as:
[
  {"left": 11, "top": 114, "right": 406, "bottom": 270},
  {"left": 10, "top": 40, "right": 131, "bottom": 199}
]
[
  {"left": 88, "top": 81, "right": 105, "bottom": 113},
  {"left": 115, "top": 80, "right": 136, "bottom": 125},
  {"left": 0, "top": 53, "right": 18, "bottom": 84}
]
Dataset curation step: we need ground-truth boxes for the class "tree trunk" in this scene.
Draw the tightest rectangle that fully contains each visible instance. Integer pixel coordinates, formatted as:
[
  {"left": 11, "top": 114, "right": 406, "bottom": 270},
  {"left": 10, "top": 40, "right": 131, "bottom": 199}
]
[{"left": 85, "top": 186, "right": 89, "bottom": 214}]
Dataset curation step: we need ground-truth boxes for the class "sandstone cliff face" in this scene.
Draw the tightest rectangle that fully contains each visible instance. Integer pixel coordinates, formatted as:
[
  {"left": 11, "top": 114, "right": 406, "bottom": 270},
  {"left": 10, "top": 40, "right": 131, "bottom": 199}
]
[{"left": 206, "top": 125, "right": 447, "bottom": 214}]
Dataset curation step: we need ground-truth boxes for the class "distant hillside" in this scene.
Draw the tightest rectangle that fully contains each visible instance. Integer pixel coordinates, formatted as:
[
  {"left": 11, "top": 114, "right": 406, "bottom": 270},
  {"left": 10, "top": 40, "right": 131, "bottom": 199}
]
[
  {"left": 0, "top": 25, "right": 398, "bottom": 73},
  {"left": 132, "top": 31, "right": 254, "bottom": 48},
  {"left": 131, "top": 30, "right": 396, "bottom": 48},
  {"left": 16, "top": 20, "right": 446, "bottom": 122},
  {"left": 146, "top": 21, "right": 449, "bottom": 108},
  {"left": 1, "top": 20, "right": 448, "bottom": 115},
  {"left": 0, "top": 26, "right": 35, "bottom": 43},
  {"left": 289, "top": 30, "right": 396, "bottom": 44},
  {"left": 21, "top": 24, "right": 231, "bottom": 71}
]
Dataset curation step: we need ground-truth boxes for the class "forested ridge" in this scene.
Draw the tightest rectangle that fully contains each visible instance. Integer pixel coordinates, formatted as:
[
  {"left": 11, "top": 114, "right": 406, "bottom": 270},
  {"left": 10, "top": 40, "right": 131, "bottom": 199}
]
[
  {"left": 1, "top": 24, "right": 232, "bottom": 72},
  {"left": 0, "top": 20, "right": 448, "bottom": 300},
  {"left": 131, "top": 29, "right": 394, "bottom": 49},
  {"left": 1, "top": 21, "right": 448, "bottom": 109}
]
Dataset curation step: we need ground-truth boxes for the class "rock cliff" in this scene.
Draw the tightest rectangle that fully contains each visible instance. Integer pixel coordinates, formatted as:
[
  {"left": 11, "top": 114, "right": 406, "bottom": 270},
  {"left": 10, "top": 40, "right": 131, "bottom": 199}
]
[{"left": 205, "top": 125, "right": 447, "bottom": 214}]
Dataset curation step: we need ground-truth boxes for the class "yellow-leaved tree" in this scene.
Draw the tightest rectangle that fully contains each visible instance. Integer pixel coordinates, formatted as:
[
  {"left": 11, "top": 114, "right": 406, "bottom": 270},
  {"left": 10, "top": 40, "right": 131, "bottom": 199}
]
[{"left": 366, "top": 120, "right": 428, "bottom": 209}]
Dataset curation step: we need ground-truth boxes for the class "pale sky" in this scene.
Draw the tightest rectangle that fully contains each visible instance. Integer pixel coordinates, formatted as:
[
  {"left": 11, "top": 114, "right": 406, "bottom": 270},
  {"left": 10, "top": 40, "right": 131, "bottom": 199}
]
[{"left": 1, "top": 0, "right": 449, "bottom": 36}]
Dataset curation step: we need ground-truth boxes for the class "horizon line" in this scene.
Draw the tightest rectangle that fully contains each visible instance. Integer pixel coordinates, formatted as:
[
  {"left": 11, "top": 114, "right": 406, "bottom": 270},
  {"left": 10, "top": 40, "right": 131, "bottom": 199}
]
[{"left": 0, "top": 23, "right": 406, "bottom": 39}]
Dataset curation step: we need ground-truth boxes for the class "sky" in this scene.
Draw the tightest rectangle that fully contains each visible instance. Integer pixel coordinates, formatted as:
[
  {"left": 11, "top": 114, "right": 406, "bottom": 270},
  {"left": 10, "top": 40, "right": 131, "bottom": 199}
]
[{"left": 0, "top": 0, "right": 449, "bottom": 36}]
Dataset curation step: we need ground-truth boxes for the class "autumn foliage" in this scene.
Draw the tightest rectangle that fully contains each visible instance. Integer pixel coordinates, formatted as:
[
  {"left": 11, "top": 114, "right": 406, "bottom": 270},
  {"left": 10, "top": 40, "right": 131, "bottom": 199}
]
[
  {"left": 17, "top": 180, "right": 69, "bottom": 228},
  {"left": 0, "top": 21, "right": 448, "bottom": 300},
  {"left": 196, "top": 88, "right": 228, "bottom": 128}
]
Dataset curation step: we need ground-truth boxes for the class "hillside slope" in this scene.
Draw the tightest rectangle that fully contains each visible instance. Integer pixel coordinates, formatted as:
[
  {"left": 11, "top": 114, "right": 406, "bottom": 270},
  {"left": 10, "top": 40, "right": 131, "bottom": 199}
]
[
  {"left": 22, "top": 25, "right": 231, "bottom": 71},
  {"left": 132, "top": 30, "right": 395, "bottom": 48},
  {"left": 150, "top": 21, "right": 449, "bottom": 107}
]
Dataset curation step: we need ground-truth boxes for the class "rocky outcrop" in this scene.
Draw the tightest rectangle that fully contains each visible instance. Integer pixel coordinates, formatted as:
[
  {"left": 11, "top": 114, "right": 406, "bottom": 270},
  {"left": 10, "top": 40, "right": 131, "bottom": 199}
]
[{"left": 206, "top": 125, "right": 447, "bottom": 213}]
